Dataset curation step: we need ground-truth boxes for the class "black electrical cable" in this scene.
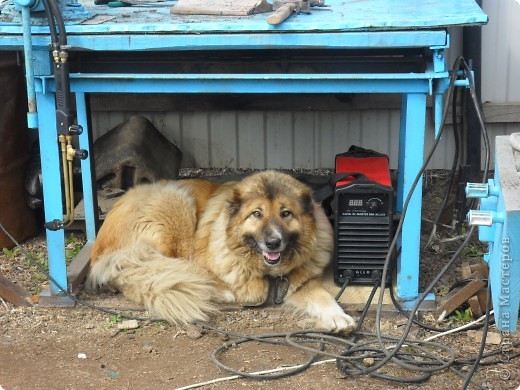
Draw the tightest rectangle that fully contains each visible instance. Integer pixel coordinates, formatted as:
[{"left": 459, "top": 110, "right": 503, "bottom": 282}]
[
  {"left": 211, "top": 332, "right": 324, "bottom": 380},
  {"left": 333, "top": 56, "right": 491, "bottom": 382},
  {"left": 44, "top": 0, "right": 67, "bottom": 47},
  {"left": 427, "top": 79, "right": 461, "bottom": 244},
  {"left": 388, "top": 277, "right": 494, "bottom": 333},
  {"left": 340, "top": 56, "right": 465, "bottom": 377},
  {"left": 335, "top": 270, "right": 352, "bottom": 301},
  {"left": 41, "top": 0, "right": 58, "bottom": 50},
  {"left": 462, "top": 267, "right": 492, "bottom": 389}
]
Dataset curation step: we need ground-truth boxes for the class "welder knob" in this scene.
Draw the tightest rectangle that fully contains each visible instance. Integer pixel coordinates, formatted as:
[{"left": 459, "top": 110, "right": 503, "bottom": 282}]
[
  {"left": 75, "top": 149, "right": 89, "bottom": 160},
  {"left": 69, "top": 124, "right": 83, "bottom": 135},
  {"left": 367, "top": 199, "right": 381, "bottom": 213}
]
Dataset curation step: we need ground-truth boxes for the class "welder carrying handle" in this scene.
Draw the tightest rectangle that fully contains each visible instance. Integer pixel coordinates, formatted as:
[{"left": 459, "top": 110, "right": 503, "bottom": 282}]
[
  {"left": 314, "top": 172, "right": 369, "bottom": 207},
  {"left": 267, "top": 2, "right": 296, "bottom": 25}
]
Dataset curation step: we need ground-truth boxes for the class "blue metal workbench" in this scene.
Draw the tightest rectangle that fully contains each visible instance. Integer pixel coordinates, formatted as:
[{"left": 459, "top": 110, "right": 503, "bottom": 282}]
[{"left": 0, "top": 0, "right": 487, "bottom": 304}]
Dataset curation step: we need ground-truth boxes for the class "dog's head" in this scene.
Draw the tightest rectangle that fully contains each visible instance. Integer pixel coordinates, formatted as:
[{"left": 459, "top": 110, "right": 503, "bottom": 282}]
[{"left": 226, "top": 171, "right": 318, "bottom": 271}]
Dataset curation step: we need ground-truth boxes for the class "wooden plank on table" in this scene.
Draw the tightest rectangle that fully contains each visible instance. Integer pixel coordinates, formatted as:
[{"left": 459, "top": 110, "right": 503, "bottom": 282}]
[{"left": 171, "top": 0, "right": 271, "bottom": 15}]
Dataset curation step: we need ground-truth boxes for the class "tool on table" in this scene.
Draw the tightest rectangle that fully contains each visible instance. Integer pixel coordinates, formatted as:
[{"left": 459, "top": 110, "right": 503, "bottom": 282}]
[{"left": 267, "top": 0, "right": 325, "bottom": 25}]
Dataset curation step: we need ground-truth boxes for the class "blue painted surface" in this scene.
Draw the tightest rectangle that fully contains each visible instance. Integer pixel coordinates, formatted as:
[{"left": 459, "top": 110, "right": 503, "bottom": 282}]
[
  {"left": 35, "top": 92, "right": 68, "bottom": 294},
  {"left": 469, "top": 138, "right": 520, "bottom": 333},
  {"left": 76, "top": 93, "right": 97, "bottom": 243},
  {"left": 1, "top": 31, "right": 451, "bottom": 51},
  {"left": 35, "top": 73, "right": 442, "bottom": 95},
  {"left": 0, "top": 0, "right": 488, "bottom": 303},
  {"left": 0, "top": 0, "right": 488, "bottom": 35},
  {"left": 396, "top": 93, "right": 427, "bottom": 300}
]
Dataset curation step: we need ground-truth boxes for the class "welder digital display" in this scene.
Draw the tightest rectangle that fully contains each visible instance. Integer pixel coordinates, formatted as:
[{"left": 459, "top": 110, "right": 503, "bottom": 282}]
[{"left": 348, "top": 199, "right": 363, "bottom": 207}]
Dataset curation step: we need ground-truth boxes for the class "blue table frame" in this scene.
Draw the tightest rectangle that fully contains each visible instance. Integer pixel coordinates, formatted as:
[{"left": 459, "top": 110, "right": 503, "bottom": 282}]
[{"left": 0, "top": 0, "right": 487, "bottom": 303}]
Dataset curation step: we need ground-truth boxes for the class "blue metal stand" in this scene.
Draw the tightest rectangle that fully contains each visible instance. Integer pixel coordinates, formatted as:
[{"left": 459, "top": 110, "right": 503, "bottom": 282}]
[
  {"left": 396, "top": 93, "right": 427, "bottom": 301},
  {"left": 0, "top": 0, "right": 488, "bottom": 305}
]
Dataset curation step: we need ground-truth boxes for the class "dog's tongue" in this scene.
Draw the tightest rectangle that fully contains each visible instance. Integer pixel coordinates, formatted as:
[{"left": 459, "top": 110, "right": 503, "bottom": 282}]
[{"left": 262, "top": 250, "right": 280, "bottom": 261}]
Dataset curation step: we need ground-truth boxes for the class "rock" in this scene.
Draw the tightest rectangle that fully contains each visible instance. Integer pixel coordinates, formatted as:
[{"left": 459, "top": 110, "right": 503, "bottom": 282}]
[
  {"left": 363, "top": 357, "right": 375, "bottom": 367},
  {"left": 117, "top": 320, "right": 139, "bottom": 330},
  {"left": 185, "top": 324, "right": 203, "bottom": 339},
  {"left": 467, "top": 330, "right": 502, "bottom": 345}
]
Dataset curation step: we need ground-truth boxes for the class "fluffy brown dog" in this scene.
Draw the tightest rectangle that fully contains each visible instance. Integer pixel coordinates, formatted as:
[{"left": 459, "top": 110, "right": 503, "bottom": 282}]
[{"left": 87, "top": 170, "right": 355, "bottom": 332}]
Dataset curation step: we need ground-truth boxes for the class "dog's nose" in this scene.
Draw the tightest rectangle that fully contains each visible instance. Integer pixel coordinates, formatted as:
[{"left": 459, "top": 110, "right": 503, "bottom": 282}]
[{"left": 265, "top": 236, "right": 282, "bottom": 250}]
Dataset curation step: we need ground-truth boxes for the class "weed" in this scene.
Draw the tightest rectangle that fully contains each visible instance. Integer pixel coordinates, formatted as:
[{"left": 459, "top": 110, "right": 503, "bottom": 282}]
[
  {"left": 2, "top": 247, "right": 21, "bottom": 258},
  {"left": 452, "top": 308, "right": 473, "bottom": 323},
  {"left": 105, "top": 314, "right": 124, "bottom": 329}
]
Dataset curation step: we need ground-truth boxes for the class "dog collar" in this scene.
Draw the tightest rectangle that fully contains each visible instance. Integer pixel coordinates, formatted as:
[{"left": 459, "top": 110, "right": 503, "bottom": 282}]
[{"left": 267, "top": 275, "right": 290, "bottom": 305}]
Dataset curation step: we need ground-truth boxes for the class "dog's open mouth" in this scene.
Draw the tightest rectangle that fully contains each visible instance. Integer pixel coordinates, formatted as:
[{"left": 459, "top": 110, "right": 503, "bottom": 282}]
[{"left": 262, "top": 250, "right": 281, "bottom": 265}]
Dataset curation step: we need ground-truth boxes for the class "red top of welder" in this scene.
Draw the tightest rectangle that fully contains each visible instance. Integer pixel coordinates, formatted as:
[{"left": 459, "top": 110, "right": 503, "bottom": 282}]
[{"left": 335, "top": 155, "right": 392, "bottom": 188}]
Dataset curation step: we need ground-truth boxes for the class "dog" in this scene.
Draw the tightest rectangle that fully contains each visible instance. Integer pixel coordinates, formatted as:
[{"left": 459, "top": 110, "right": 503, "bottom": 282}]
[{"left": 87, "top": 170, "right": 356, "bottom": 333}]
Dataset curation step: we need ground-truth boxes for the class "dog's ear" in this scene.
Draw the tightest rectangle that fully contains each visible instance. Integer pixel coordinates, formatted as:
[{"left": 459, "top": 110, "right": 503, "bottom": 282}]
[
  {"left": 227, "top": 187, "right": 242, "bottom": 216},
  {"left": 300, "top": 190, "right": 314, "bottom": 216}
]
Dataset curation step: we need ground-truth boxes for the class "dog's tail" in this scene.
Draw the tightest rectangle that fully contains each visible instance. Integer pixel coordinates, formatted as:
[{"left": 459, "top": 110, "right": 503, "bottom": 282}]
[{"left": 86, "top": 241, "right": 219, "bottom": 325}]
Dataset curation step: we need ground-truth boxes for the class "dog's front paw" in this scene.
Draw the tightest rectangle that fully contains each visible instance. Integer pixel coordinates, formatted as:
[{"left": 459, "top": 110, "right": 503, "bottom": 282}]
[{"left": 315, "top": 304, "right": 356, "bottom": 334}]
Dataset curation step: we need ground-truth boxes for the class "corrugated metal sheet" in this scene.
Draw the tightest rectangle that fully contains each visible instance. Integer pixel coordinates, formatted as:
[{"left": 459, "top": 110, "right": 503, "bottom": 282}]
[{"left": 91, "top": 109, "right": 472, "bottom": 170}]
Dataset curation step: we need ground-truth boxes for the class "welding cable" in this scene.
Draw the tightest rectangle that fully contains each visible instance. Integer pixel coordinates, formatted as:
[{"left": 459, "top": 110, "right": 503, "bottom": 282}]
[
  {"left": 41, "top": 0, "right": 58, "bottom": 50},
  {"left": 334, "top": 270, "right": 352, "bottom": 301},
  {"left": 388, "top": 278, "right": 493, "bottom": 333},
  {"left": 43, "top": 0, "right": 67, "bottom": 47},
  {"left": 284, "top": 331, "right": 455, "bottom": 384},
  {"left": 210, "top": 332, "right": 324, "bottom": 380},
  {"left": 334, "top": 56, "right": 490, "bottom": 379},
  {"left": 426, "top": 81, "right": 461, "bottom": 246},
  {"left": 353, "top": 271, "right": 381, "bottom": 336},
  {"left": 388, "top": 58, "right": 493, "bottom": 334},
  {"left": 338, "top": 56, "right": 465, "bottom": 377},
  {"left": 461, "top": 273, "right": 492, "bottom": 389},
  {"left": 365, "top": 56, "right": 492, "bottom": 384}
]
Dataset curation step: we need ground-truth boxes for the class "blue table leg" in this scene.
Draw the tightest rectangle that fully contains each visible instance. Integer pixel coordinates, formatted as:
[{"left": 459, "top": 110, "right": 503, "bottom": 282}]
[
  {"left": 36, "top": 91, "right": 67, "bottom": 295},
  {"left": 396, "top": 93, "right": 426, "bottom": 301},
  {"left": 76, "top": 93, "right": 98, "bottom": 243}
]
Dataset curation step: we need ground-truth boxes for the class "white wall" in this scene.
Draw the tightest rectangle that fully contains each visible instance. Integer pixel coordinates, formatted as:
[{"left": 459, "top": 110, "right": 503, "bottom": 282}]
[{"left": 482, "top": 0, "right": 520, "bottom": 103}]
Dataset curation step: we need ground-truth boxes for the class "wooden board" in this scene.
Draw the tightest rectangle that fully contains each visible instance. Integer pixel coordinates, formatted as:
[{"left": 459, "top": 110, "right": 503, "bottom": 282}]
[
  {"left": 0, "top": 274, "right": 32, "bottom": 306},
  {"left": 171, "top": 0, "right": 272, "bottom": 16}
]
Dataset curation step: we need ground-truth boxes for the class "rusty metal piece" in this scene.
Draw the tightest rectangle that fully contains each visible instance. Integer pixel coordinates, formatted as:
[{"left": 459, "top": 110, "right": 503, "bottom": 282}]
[{"left": 267, "top": 0, "right": 325, "bottom": 25}]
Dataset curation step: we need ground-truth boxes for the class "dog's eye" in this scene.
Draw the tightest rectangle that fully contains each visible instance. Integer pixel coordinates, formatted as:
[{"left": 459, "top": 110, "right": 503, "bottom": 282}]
[
  {"left": 251, "top": 210, "right": 262, "bottom": 218},
  {"left": 281, "top": 209, "right": 292, "bottom": 218}
]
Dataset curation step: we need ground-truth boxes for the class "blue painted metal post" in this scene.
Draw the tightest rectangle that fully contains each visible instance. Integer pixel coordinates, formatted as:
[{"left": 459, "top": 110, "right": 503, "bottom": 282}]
[
  {"left": 396, "top": 93, "right": 427, "bottom": 301},
  {"left": 36, "top": 91, "right": 68, "bottom": 294},
  {"left": 76, "top": 93, "right": 97, "bottom": 242}
]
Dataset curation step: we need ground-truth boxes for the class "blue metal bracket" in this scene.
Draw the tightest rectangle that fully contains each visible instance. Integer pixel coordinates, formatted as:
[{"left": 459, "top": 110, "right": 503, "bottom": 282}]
[{"left": 466, "top": 137, "right": 520, "bottom": 333}]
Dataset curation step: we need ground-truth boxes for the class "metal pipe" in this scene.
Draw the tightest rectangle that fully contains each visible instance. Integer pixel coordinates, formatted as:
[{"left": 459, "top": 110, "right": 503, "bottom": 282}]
[
  {"left": 20, "top": 5, "right": 38, "bottom": 129},
  {"left": 65, "top": 135, "right": 75, "bottom": 227},
  {"left": 59, "top": 135, "right": 71, "bottom": 225}
]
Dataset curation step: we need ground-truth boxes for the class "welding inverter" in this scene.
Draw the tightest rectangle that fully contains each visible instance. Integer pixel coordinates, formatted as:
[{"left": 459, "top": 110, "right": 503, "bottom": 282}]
[{"left": 331, "top": 146, "right": 394, "bottom": 285}]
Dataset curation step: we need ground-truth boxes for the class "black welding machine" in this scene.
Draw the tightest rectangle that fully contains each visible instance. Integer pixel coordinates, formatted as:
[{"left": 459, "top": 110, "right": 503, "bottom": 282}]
[{"left": 331, "top": 146, "right": 394, "bottom": 285}]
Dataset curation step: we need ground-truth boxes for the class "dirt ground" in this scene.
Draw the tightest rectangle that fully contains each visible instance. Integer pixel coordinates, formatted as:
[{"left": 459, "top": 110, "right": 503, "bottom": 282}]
[{"left": 1, "top": 170, "right": 519, "bottom": 390}]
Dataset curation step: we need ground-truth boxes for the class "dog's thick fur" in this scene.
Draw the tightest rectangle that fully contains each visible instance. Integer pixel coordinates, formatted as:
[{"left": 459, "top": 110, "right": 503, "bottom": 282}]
[{"left": 87, "top": 170, "right": 355, "bottom": 332}]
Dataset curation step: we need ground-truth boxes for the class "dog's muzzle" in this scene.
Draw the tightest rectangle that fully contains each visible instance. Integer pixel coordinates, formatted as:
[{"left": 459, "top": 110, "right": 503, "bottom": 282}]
[{"left": 261, "top": 235, "right": 286, "bottom": 265}]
